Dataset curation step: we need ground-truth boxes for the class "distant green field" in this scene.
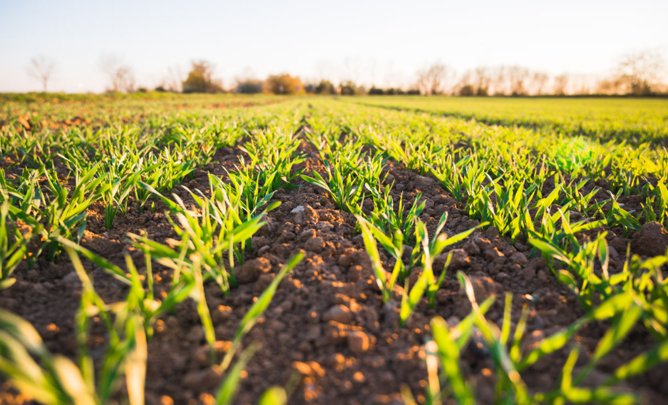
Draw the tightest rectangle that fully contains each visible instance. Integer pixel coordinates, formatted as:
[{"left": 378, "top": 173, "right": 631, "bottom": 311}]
[{"left": 354, "top": 96, "right": 668, "bottom": 145}]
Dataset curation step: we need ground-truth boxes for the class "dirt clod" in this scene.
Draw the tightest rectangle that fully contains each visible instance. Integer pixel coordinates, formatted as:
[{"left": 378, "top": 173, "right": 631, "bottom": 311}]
[
  {"left": 304, "top": 237, "right": 326, "bottom": 252},
  {"left": 323, "top": 305, "right": 353, "bottom": 324},
  {"left": 348, "top": 330, "right": 371, "bottom": 353},
  {"left": 632, "top": 222, "right": 668, "bottom": 256},
  {"left": 236, "top": 258, "right": 271, "bottom": 284}
]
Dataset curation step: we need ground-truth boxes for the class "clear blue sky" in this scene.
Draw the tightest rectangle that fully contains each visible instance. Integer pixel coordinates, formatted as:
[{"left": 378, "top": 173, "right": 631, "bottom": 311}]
[{"left": 1, "top": 0, "right": 666, "bottom": 92}]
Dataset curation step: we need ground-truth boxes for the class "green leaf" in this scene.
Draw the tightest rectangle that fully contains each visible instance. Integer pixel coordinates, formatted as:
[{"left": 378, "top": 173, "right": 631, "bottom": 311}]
[{"left": 430, "top": 317, "right": 475, "bottom": 405}]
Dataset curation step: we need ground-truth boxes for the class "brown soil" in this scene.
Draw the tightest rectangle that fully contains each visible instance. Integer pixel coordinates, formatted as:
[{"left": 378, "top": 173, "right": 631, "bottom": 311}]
[{"left": 1, "top": 137, "right": 666, "bottom": 404}]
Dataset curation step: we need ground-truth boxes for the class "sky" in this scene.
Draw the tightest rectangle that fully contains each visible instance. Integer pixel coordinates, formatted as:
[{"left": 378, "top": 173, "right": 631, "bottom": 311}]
[{"left": 0, "top": 0, "right": 667, "bottom": 92}]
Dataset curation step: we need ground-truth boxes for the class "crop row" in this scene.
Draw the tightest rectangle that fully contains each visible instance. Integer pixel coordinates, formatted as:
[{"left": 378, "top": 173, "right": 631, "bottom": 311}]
[
  {"left": 0, "top": 100, "right": 307, "bottom": 404},
  {"left": 354, "top": 96, "right": 668, "bottom": 145},
  {"left": 302, "top": 100, "right": 668, "bottom": 404}
]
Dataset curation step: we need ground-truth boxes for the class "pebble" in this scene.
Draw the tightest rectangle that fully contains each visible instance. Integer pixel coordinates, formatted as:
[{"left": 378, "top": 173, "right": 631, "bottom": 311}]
[
  {"left": 323, "top": 305, "right": 353, "bottom": 323},
  {"left": 347, "top": 331, "right": 371, "bottom": 353},
  {"left": 291, "top": 205, "right": 305, "bottom": 213},
  {"left": 352, "top": 371, "right": 366, "bottom": 383},
  {"left": 299, "top": 228, "right": 317, "bottom": 241},
  {"left": 293, "top": 361, "right": 325, "bottom": 377},
  {"left": 415, "top": 175, "right": 435, "bottom": 188},
  {"left": 483, "top": 247, "right": 504, "bottom": 261},
  {"left": 62, "top": 271, "right": 81, "bottom": 287},
  {"left": 474, "top": 237, "right": 492, "bottom": 250},
  {"left": 510, "top": 252, "right": 528, "bottom": 265}
]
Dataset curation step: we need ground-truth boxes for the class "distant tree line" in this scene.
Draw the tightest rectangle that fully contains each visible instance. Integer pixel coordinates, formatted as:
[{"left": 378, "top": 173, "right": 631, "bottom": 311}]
[
  {"left": 415, "top": 51, "right": 667, "bottom": 96},
  {"left": 26, "top": 50, "right": 668, "bottom": 96}
]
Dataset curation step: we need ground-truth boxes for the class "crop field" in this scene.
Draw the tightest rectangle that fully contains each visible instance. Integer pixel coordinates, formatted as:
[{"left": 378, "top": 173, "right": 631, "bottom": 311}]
[{"left": 0, "top": 94, "right": 667, "bottom": 404}]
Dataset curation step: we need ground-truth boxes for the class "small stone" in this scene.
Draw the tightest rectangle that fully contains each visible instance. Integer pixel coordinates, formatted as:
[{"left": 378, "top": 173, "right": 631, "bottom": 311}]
[
  {"left": 294, "top": 212, "right": 305, "bottom": 224},
  {"left": 352, "top": 371, "right": 366, "bottom": 383},
  {"left": 347, "top": 331, "right": 371, "bottom": 353},
  {"left": 474, "top": 237, "right": 492, "bottom": 250},
  {"left": 323, "top": 305, "right": 353, "bottom": 323},
  {"left": 510, "top": 252, "right": 528, "bottom": 265},
  {"left": 415, "top": 175, "right": 435, "bottom": 188},
  {"left": 608, "top": 245, "right": 619, "bottom": 260},
  {"left": 160, "top": 395, "right": 174, "bottom": 405},
  {"left": 299, "top": 228, "right": 316, "bottom": 241},
  {"left": 62, "top": 271, "right": 81, "bottom": 287},
  {"left": 483, "top": 247, "right": 504, "bottom": 261},
  {"left": 291, "top": 205, "right": 305, "bottom": 213},
  {"left": 304, "top": 205, "right": 319, "bottom": 223},
  {"left": 292, "top": 361, "right": 325, "bottom": 377},
  {"left": 199, "top": 393, "right": 215, "bottom": 405}
]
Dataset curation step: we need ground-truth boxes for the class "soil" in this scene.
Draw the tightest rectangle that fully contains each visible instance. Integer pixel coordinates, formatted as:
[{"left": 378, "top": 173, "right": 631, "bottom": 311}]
[{"left": 1, "top": 129, "right": 667, "bottom": 404}]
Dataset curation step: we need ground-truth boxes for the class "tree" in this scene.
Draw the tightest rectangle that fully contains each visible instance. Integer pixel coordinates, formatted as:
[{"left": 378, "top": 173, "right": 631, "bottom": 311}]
[
  {"left": 553, "top": 74, "right": 569, "bottom": 96},
  {"left": 314, "top": 80, "right": 337, "bottom": 95},
  {"left": 612, "top": 50, "right": 665, "bottom": 95},
  {"left": 416, "top": 63, "right": 453, "bottom": 95},
  {"left": 529, "top": 72, "right": 549, "bottom": 95},
  {"left": 264, "top": 74, "right": 304, "bottom": 95},
  {"left": 236, "top": 78, "right": 264, "bottom": 94},
  {"left": 182, "top": 60, "right": 223, "bottom": 93},
  {"left": 339, "top": 80, "right": 365, "bottom": 95},
  {"left": 156, "top": 66, "right": 184, "bottom": 92},
  {"left": 27, "top": 55, "right": 55, "bottom": 92},
  {"left": 100, "top": 55, "right": 136, "bottom": 93}
]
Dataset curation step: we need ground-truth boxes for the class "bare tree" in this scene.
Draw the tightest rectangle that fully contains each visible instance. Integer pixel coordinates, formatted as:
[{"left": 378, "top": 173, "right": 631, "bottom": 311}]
[
  {"left": 416, "top": 63, "right": 453, "bottom": 95},
  {"left": 27, "top": 55, "right": 56, "bottom": 92},
  {"left": 553, "top": 74, "right": 569, "bottom": 95},
  {"left": 612, "top": 50, "right": 666, "bottom": 95},
  {"left": 156, "top": 65, "right": 184, "bottom": 92},
  {"left": 507, "top": 66, "right": 530, "bottom": 96},
  {"left": 529, "top": 72, "right": 549, "bottom": 95},
  {"left": 100, "top": 54, "right": 136, "bottom": 92}
]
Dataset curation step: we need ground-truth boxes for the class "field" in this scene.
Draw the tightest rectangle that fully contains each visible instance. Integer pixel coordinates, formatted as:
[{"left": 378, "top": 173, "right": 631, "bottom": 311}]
[{"left": 0, "top": 93, "right": 667, "bottom": 404}]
